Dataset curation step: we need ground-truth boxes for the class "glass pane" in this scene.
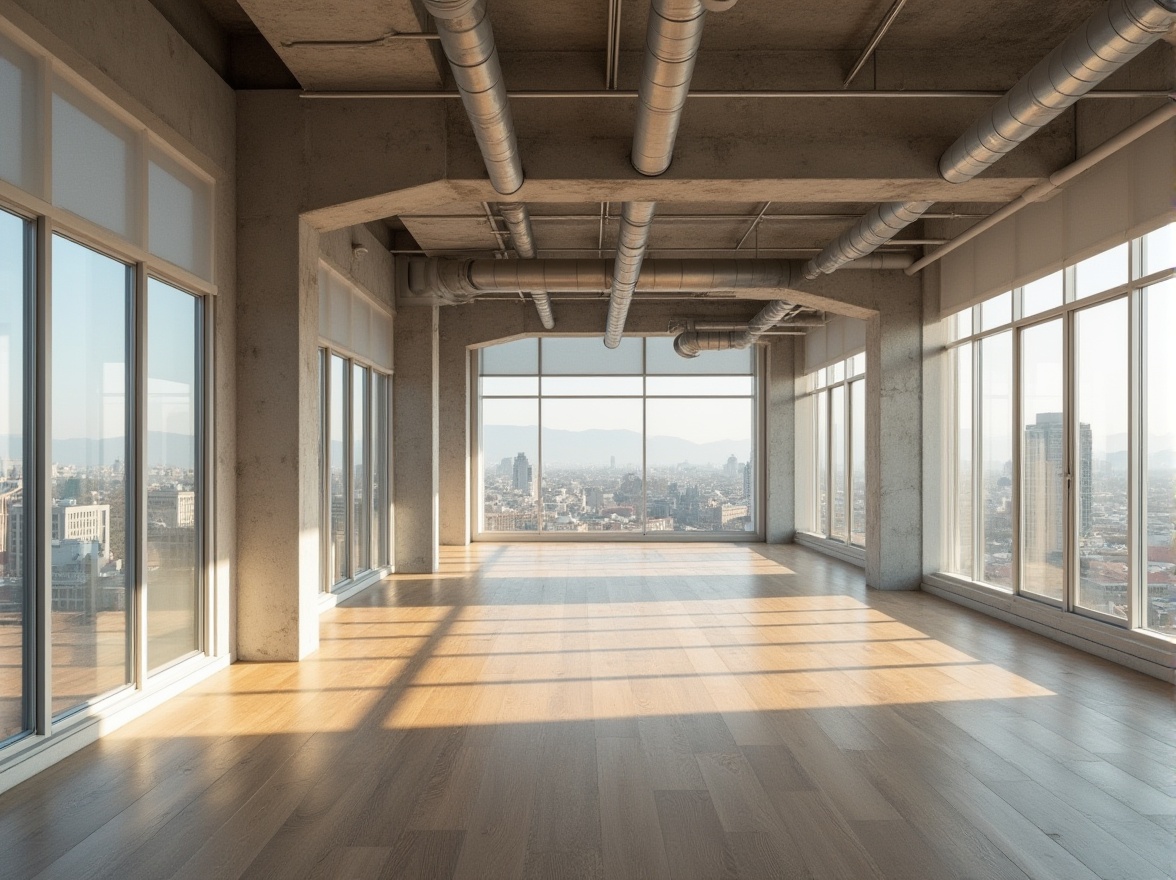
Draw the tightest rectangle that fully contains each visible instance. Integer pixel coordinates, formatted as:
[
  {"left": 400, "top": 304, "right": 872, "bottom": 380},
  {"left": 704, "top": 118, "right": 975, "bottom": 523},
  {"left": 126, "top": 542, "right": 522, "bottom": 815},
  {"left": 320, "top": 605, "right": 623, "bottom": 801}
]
[
  {"left": 543, "top": 398, "right": 643, "bottom": 532},
  {"left": 371, "top": 373, "right": 388, "bottom": 569},
  {"left": 148, "top": 147, "right": 212, "bottom": 280},
  {"left": 0, "top": 33, "right": 40, "bottom": 195},
  {"left": 1145, "top": 281, "right": 1176, "bottom": 635},
  {"left": 849, "top": 354, "right": 866, "bottom": 378},
  {"left": 481, "top": 398, "right": 538, "bottom": 532},
  {"left": 480, "top": 338, "right": 537, "bottom": 375},
  {"left": 645, "top": 376, "right": 754, "bottom": 396},
  {"left": 829, "top": 361, "right": 845, "bottom": 384},
  {"left": 646, "top": 398, "right": 754, "bottom": 532},
  {"left": 646, "top": 337, "right": 753, "bottom": 374},
  {"left": 481, "top": 376, "right": 538, "bottom": 396},
  {"left": 952, "top": 343, "right": 973, "bottom": 578},
  {"left": 1075, "top": 243, "right": 1128, "bottom": 299},
  {"left": 1140, "top": 222, "right": 1175, "bottom": 277},
  {"left": 850, "top": 379, "right": 865, "bottom": 547},
  {"left": 1021, "top": 271, "right": 1062, "bottom": 318},
  {"left": 328, "top": 355, "right": 347, "bottom": 583},
  {"left": 542, "top": 337, "right": 642, "bottom": 374},
  {"left": 0, "top": 210, "right": 28, "bottom": 740},
  {"left": 795, "top": 393, "right": 816, "bottom": 532},
  {"left": 980, "top": 332, "right": 1014, "bottom": 589},
  {"left": 817, "top": 389, "right": 828, "bottom": 533},
  {"left": 1074, "top": 298, "right": 1128, "bottom": 619},
  {"left": 980, "top": 291, "right": 1012, "bottom": 331},
  {"left": 51, "top": 235, "right": 131, "bottom": 716},
  {"left": 145, "top": 280, "right": 200, "bottom": 671},
  {"left": 52, "top": 81, "right": 138, "bottom": 241},
  {"left": 1020, "top": 319, "right": 1065, "bottom": 602},
  {"left": 949, "top": 309, "right": 973, "bottom": 342},
  {"left": 830, "top": 385, "right": 846, "bottom": 539},
  {"left": 352, "top": 365, "right": 367, "bottom": 575},
  {"left": 541, "top": 376, "right": 643, "bottom": 396}
]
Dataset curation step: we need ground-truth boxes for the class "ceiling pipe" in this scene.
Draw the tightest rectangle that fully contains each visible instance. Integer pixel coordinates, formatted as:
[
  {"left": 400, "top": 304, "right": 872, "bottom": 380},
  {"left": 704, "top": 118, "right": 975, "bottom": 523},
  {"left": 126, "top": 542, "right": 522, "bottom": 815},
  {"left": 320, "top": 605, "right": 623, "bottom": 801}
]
[
  {"left": 673, "top": 301, "right": 804, "bottom": 358},
  {"left": 408, "top": 257, "right": 805, "bottom": 303},
  {"left": 907, "top": 95, "right": 1176, "bottom": 275},
  {"left": 804, "top": 0, "right": 1176, "bottom": 280},
  {"left": 421, "top": 0, "right": 552, "bottom": 327},
  {"left": 604, "top": 0, "right": 737, "bottom": 348}
]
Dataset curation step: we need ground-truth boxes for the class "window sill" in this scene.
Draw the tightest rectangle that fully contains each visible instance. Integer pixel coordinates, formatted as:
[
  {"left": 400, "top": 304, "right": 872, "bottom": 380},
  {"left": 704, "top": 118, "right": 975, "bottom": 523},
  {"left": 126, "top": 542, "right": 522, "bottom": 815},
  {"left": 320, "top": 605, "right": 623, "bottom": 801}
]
[
  {"left": 795, "top": 531, "right": 866, "bottom": 568},
  {"left": 319, "top": 566, "right": 392, "bottom": 611},
  {"left": 0, "top": 652, "right": 232, "bottom": 796},
  {"left": 922, "top": 572, "right": 1176, "bottom": 683}
]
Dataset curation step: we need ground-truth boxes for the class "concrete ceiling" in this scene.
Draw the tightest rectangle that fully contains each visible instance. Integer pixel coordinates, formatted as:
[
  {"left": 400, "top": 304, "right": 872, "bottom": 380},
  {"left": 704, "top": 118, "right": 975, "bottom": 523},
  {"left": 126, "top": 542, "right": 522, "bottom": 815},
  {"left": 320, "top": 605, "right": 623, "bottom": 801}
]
[{"left": 205, "top": 0, "right": 1175, "bottom": 261}]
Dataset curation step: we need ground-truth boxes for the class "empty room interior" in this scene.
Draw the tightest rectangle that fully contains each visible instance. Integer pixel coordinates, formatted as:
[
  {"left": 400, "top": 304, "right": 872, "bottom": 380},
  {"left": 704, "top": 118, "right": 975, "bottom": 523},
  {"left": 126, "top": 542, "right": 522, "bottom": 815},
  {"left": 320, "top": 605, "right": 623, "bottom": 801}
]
[{"left": 0, "top": 0, "right": 1174, "bottom": 877}]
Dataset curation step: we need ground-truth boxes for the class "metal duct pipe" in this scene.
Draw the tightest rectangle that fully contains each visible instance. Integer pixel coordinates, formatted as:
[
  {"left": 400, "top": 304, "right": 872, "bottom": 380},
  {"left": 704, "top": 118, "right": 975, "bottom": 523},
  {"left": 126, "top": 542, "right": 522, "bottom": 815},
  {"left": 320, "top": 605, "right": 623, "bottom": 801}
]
[
  {"left": 673, "top": 300, "right": 802, "bottom": 358},
  {"left": 422, "top": 0, "right": 551, "bottom": 325},
  {"left": 604, "top": 201, "right": 656, "bottom": 347},
  {"left": 804, "top": 0, "right": 1176, "bottom": 279},
  {"left": 908, "top": 96, "right": 1176, "bottom": 275},
  {"left": 939, "top": 0, "right": 1176, "bottom": 182},
  {"left": 409, "top": 257, "right": 802, "bottom": 302},
  {"left": 804, "top": 201, "right": 934, "bottom": 278},
  {"left": 606, "top": 0, "right": 737, "bottom": 348}
]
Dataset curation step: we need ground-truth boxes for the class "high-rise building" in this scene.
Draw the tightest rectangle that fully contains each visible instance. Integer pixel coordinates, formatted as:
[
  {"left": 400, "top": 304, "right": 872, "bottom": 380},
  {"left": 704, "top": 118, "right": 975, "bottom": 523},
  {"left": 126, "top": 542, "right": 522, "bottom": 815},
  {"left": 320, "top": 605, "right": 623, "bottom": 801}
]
[
  {"left": 512, "top": 452, "right": 533, "bottom": 495},
  {"left": 1023, "top": 412, "right": 1093, "bottom": 559}
]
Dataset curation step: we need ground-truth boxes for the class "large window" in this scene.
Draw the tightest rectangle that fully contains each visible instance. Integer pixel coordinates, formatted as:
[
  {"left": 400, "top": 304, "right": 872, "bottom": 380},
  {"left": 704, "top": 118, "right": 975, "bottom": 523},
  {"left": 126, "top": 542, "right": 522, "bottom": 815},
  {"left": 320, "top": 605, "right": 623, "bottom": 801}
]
[
  {"left": 0, "top": 25, "right": 214, "bottom": 752},
  {"left": 0, "top": 209, "right": 29, "bottom": 743},
  {"left": 944, "top": 223, "right": 1176, "bottom": 638},
  {"left": 477, "top": 338, "right": 759, "bottom": 536},
  {"left": 319, "top": 351, "right": 391, "bottom": 589},
  {"left": 797, "top": 354, "right": 867, "bottom": 548}
]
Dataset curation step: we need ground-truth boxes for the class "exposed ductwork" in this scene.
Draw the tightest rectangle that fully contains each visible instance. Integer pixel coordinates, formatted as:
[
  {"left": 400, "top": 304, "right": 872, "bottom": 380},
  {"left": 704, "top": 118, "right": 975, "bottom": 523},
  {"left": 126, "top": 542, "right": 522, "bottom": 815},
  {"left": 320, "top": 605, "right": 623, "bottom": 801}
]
[
  {"left": 604, "top": 0, "right": 737, "bottom": 348},
  {"left": 673, "top": 301, "right": 803, "bottom": 358},
  {"left": 804, "top": 0, "right": 1176, "bottom": 280},
  {"left": 410, "top": 257, "right": 804, "bottom": 303},
  {"left": 938, "top": 0, "right": 1176, "bottom": 183},
  {"left": 422, "top": 0, "right": 552, "bottom": 326}
]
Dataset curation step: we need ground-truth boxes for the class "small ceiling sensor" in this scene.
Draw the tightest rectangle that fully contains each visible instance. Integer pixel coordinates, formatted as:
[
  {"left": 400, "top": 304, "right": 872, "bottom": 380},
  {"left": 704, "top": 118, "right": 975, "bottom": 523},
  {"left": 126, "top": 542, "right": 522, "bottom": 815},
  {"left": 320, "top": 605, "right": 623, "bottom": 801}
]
[{"left": 352, "top": 243, "right": 369, "bottom": 259}]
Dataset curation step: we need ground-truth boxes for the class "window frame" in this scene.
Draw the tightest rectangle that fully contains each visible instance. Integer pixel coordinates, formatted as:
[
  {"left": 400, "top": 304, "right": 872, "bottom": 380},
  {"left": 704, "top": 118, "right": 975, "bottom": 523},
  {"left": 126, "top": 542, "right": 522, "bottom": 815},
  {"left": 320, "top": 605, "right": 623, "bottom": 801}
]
[
  {"left": 941, "top": 224, "right": 1176, "bottom": 641},
  {"left": 473, "top": 337, "right": 764, "bottom": 541}
]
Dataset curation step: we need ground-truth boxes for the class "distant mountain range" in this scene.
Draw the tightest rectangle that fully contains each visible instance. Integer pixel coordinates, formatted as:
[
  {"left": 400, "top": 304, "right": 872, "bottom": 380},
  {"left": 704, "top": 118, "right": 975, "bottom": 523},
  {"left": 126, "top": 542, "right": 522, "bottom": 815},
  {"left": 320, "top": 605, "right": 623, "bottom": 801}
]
[
  {"left": 2, "top": 434, "right": 196, "bottom": 469},
  {"left": 483, "top": 425, "right": 750, "bottom": 468}
]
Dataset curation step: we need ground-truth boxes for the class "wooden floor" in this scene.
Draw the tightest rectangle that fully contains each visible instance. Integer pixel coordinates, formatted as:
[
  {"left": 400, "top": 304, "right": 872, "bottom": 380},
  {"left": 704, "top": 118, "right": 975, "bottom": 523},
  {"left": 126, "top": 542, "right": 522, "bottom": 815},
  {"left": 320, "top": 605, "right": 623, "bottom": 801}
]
[{"left": 0, "top": 543, "right": 1173, "bottom": 880}]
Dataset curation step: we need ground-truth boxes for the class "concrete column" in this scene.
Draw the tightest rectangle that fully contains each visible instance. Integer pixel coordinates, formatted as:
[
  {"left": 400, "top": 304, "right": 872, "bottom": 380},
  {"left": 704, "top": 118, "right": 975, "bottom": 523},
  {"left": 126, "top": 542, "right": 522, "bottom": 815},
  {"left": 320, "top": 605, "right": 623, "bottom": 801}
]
[
  {"left": 765, "top": 337, "right": 796, "bottom": 543},
  {"left": 438, "top": 310, "right": 471, "bottom": 546},
  {"left": 864, "top": 280, "right": 923, "bottom": 590},
  {"left": 394, "top": 306, "right": 440, "bottom": 573},
  {"left": 235, "top": 157, "right": 321, "bottom": 657}
]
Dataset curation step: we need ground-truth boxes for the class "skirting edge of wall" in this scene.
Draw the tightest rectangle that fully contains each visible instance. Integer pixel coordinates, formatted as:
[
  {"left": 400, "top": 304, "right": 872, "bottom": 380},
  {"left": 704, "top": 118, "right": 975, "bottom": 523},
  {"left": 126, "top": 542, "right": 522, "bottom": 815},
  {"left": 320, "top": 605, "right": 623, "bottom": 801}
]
[{"left": 922, "top": 574, "right": 1176, "bottom": 684}]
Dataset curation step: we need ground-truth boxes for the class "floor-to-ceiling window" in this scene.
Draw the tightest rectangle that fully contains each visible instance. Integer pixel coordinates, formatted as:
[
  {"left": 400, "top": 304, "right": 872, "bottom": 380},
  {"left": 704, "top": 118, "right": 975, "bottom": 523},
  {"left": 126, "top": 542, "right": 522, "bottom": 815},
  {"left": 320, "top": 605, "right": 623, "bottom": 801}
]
[
  {"left": 796, "top": 354, "right": 867, "bottom": 549},
  {"left": 0, "top": 43, "right": 218, "bottom": 765},
  {"left": 0, "top": 209, "right": 29, "bottom": 743},
  {"left": 943, "top": 222, "right": 1175, "bottom": 639},
  {"left": 477, "top": 337, "right": 759, "bottom": 537},
  {"left": 0, "top": 25, "right": 215, "bottom": 752},
  {"left": 316, "top": 263, "right": 393, "bottom": 590}
]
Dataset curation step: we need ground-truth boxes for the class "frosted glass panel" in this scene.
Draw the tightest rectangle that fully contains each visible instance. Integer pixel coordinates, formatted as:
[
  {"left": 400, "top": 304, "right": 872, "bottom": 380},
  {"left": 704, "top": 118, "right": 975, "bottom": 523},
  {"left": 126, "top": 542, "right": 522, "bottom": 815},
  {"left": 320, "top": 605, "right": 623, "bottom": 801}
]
[
  {"left": 148, "top": 148, "right": 212, "bottom": 279},
  {"left": 481, "top": 338, "right": 537, "bottom": 374},
  {"left": 52, "top": 82, "right": 138, "bottom": 240},
  {"left": 0, "top": 33, "right": 40, "bottom": 194},
  {"left": 542, "top": 337, "right": 642, "bottom": 374},
  {"left": 646, "top": 337, "right": 753, "bottom": 374}
]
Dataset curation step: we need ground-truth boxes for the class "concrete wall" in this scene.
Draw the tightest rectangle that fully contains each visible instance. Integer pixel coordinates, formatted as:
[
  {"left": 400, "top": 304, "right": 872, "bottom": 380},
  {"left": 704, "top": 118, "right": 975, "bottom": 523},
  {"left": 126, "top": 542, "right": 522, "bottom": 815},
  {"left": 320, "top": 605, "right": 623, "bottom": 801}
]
[{"left": 0, "top": 0, "right": 238, "bottom": 654}]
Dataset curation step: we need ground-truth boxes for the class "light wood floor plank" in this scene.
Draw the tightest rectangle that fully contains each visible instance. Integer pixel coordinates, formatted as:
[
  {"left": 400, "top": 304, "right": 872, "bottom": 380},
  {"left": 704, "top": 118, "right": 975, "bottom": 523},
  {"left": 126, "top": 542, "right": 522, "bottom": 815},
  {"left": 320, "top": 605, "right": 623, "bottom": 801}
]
[{"left": 0, "top": 543, "right": 1169, "bottom": 880}]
